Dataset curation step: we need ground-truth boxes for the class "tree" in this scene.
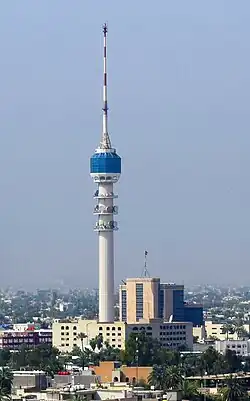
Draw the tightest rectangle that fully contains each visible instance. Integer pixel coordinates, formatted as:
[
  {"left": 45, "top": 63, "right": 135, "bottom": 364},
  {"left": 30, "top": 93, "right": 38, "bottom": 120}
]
[
  {"left": 199, "top": 347, "right": 224, "bottom": 375},
  {"left": 224, "top": 349, "right": 242, "bottom": 373},
  {"left": 121, "top": 332, "right": 160, "bottom": 366},
  {"left": 0, "top": 368, "right": 13, "bottom": 400},
  {"left": 148, "top": 365, "right": 182, "bottom": 393},
  {"left": 234, "top": 325, "right": 249, "bottom": 340},
  {"left": 77, "top": 333, "right": 87, "bottom": 352},
  {"left": 220, "top": 375, "right": 248, "bottom": 401},
  {"left": 221, "top": 324, "right": 235, "bottom": 340},
  {"left": 0, "top": 351, "right": 11, "bottom": 367},
  {"left": 164, "top": 366, "right": 183, "bottom": 391},
  {"left": 181, "top": 380, "right": 200, "bottom": 400},
  {"left": 148, "top": 365, "right": 166, "bottom": 390}
]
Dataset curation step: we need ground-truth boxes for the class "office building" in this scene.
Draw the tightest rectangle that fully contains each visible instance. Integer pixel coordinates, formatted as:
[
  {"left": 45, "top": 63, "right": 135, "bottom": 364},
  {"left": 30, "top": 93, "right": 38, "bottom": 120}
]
[
  {"left": 215, "top": 339, "right": 250, "bottom": 356},
  {"left": 0, "top": 329, "right": 52, "bottom": 350},
  {"left": 119, "top": 278, "right": 160, "bottom": 323},
  {"left": 119, "top": 278, "right": 202, "bottom": 326},
  {"left": 184, "top": 303, "right": 204, "bottom": 326},
  {"left": 52, "top": 318, "right": 193, "bottom": 353}
]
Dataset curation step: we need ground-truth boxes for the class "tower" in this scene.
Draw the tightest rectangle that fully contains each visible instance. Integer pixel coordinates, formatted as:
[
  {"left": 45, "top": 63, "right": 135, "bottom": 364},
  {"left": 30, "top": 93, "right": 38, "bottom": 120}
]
[{"left": 90, "top": 24, "right": 121, "bottom": 323}]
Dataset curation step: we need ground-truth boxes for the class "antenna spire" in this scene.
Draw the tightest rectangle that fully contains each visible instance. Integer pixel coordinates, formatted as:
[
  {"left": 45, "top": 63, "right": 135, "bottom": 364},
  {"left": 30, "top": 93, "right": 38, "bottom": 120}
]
[
  {"left": 141, "top": 250, "right": 150, "bottom": 278},
  {"left": 100, "top": 23, "right": 112, "bottom": 150}
]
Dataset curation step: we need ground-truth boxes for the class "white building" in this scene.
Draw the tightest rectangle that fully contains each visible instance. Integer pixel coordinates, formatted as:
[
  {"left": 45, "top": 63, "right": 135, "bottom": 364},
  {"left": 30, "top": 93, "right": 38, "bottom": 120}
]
[{"left": 215, "top": 340, "right": 250, "bottom": 356}]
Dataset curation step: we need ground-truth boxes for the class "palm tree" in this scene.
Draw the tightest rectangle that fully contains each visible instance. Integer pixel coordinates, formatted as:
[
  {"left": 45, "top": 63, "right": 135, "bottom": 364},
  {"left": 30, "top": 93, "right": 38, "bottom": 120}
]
[
  {"left": 164, "top": 366, "right": 183, "bottom": 391},
  {"left": 148, "top": 365, "right": 165, "bottom": 390},
  {"left": 221, "top": 324, "right": 234, "bottom": 340},
  {"left": 220, "top": 375, "right": 248, "bottom": 401},
  {"left": 234, "top": 325, "right": 248, "bottom": 340},
  {"left": 0, "top": 368, "right": 13, "bottom": 400},
  {"left": 181, "top": 380, "right": 200, "bottom": 400},
  {"left": 77, "top": 332, "right": 87, "bottom": 352}
]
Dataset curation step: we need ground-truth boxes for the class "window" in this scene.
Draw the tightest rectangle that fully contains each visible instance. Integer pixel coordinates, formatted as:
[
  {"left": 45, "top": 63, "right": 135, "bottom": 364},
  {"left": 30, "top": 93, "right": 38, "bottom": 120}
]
[
  {"left": 112, "top": 327, "right": 116, "bottom": 331},
  {"left": 121, "top": 290, "right": 127, "bottom": 322},
  {"left": 73, "top": 326, "right": 77, "bottom": 330},
  {"left": 118, "top": 327, "right": 122, "bottom": 331},
  {"left": 99, "top": 327, "right": 103, "bottom": 330},
  {"left": 65, "top": 326, "right": 69, "bottom": 330},
  {"left": 61, "top": 326, "right": 64, "bottom": 330},
  {"left": 136, "top": 283, "right": 144, "bottom": 321}
]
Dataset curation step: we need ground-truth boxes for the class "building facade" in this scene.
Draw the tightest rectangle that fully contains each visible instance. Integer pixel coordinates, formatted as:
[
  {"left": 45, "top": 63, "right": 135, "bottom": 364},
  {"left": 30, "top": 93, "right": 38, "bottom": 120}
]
[
  {"left": 119, "top": 278, "right": 160, "bottom": 323},
  {"left": 215, "top": 340, "right": 250, "bottom": 356},
  {"left": 119, "top": 278, "right": 202, "bottom": 326},
  {"left": 184, "top": 303, "right": 204, "bottom": 326},
  {"left": 0, "top": 329, "right": 52, "bottom": 350},
  {"left": 52, "top": 318, "right": 193, "bottom": 353}
]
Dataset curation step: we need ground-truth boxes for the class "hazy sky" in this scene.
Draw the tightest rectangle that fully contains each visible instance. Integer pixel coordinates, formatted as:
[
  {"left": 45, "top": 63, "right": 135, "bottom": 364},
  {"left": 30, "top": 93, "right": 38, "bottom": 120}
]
[{"left": 0, "top": 1, "right": 250, "bottom": 289}]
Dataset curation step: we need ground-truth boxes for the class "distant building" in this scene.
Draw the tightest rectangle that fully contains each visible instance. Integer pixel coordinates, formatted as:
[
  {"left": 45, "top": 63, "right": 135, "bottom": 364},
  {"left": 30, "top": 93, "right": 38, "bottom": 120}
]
[
  {"left": 215, "top": 339, "right": 250, "bottom": 356},
  {"left": 159, "top": 283, "right": 185, "bottom": 322},
  {"left": 119, "top": 278, "right": 160, "bottom": 323},
  {"left": 119, "top": 278, "right": 202, "bottom": 325},
  {"left": 52, "top": 318, "right": 193, "bottom": 353},
  {"left": 91, "top": 361, "right": 152, "bottom": 384},
  {"left": 0, "top": 329, "right": 52, "bottom": 350},
  {"left": 184, "top": 303, "right": 204, "bottom": 326}
]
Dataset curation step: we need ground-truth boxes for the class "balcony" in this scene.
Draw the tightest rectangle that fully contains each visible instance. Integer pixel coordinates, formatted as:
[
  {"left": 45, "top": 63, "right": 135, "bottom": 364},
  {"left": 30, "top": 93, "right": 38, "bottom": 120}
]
[
  {"left": 93, "top": 205, "right": 118, "bottom": 215},
  {"left": 94, "top": 221, "right": 118, "bottom": 232},
  {"left": 93, "top": 190, "right": 118, "bottom": 199}
]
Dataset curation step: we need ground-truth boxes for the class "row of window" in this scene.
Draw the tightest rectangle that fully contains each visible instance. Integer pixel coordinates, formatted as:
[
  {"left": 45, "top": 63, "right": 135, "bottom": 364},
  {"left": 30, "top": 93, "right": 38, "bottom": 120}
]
[
  {"left": 160, "top": 336, "right": 186, "bottom": 341},
  {"left": 160, "top": 331, "right": 186, "bottom": 336},
  {"left": 98, "top": 326, "right": 122, "bottom": 331},
  {"left": 160, "top": 325, "right": 186, "bottom": 330},
  {"left": 61, "top": 325, "right": 77, "bottom": 331}
]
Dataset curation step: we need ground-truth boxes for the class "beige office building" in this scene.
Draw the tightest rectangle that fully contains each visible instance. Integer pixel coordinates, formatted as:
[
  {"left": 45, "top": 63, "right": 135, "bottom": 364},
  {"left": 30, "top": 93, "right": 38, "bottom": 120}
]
[
  {"left": 52, "top": 318, "right": 193, "bottom": 353},
  {"left": 119, "top": 278, "right": 185, "bottom": 324},
  {"left": 119, "top": 277, "right": 160, "bottom": 323}
]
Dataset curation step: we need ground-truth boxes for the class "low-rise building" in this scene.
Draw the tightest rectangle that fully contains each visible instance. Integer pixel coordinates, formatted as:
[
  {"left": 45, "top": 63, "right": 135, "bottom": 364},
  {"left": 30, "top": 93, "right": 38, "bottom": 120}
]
[
  {"left": 193, "top": 325, "right": 206, "bottom": 342},
  {"left": 215, "top": 340, "right": 250, "bottom": 356},
  {"left": 205, "top": 321, "right": 250, "bottom": 341},
  {"left": 52, "top": 318, "right": 193, "bottom": 352},
  {"left": 0, "top": 329, "right": 52, "bottom": 350}
]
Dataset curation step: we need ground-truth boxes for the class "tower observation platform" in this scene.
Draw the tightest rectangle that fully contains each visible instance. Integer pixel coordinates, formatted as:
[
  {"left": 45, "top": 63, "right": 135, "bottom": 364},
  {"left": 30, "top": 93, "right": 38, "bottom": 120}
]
[{"left": 90, "top": 24, "right": 121, "bottom": 323}]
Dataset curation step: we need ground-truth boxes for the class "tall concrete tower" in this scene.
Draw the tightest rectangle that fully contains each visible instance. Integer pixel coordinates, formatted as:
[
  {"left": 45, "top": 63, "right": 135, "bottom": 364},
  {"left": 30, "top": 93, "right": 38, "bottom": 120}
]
[{"left": 90, "top": 24, "right": 121, "bottom": 323}]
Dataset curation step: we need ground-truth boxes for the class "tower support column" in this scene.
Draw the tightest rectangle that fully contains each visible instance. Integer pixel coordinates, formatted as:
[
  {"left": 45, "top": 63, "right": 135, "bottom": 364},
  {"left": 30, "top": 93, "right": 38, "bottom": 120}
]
[{"left": 99, "top": 230, "right": 114, "bottom": 322}]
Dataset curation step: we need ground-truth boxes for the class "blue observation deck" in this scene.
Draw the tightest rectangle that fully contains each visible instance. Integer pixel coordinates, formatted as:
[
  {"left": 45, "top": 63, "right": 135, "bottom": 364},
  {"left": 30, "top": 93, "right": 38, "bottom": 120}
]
[{"left": 90, "top": 151, "right": 121, "bottom": 174}]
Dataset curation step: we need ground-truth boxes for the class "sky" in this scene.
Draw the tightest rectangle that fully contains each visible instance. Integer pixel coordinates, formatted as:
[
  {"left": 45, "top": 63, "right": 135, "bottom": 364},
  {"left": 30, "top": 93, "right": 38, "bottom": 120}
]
[{"left": 0, "top": 1, "right": 250, "bottom": 289}]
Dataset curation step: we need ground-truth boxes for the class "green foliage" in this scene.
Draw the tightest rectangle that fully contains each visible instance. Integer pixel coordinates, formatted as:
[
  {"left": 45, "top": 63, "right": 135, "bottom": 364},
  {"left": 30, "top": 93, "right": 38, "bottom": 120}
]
[
  {"left": 0, "top": 345, "right": 63, "bottom": 377},
  {"left": 148, "top": 365, "right": 183, "bottom": 392},
  {"left": 0, "top": 368, "right": 13, "bottom": 400},
  {"left": 220, "top": 375, "right": 248, "bottom": 401},
  {"left": 121, "top": 332, "right": 162, "bottom": 366}
]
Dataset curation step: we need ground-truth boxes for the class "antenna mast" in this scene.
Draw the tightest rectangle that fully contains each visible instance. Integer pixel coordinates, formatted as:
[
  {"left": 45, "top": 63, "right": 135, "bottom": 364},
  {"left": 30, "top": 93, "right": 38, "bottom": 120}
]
[
  {"left": 141, "top": 250, "right": 150, "bottom": 277},
  {"left": 100, "top": 23, "right": 112, "bottom": 150}
]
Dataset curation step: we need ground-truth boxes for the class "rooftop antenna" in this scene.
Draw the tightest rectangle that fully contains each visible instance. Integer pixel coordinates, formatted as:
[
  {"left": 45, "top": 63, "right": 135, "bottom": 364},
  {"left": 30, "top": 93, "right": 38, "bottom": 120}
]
[
  {"left": 100, "top": 22, "right": 112, "bottom": 150},
  {"left": 141, "top": 250, "right": 150, "bottom": 277}
]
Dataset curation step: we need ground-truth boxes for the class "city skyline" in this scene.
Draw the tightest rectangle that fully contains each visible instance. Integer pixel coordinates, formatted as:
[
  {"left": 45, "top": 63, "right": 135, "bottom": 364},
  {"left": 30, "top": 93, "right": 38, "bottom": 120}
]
[{"left": 1, "top": 1, "right": 250, "bottom": 288}]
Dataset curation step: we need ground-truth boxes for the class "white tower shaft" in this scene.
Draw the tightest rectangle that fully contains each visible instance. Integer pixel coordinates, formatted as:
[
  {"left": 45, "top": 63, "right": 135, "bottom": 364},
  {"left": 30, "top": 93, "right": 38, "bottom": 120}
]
[{"left": 98, "top": 183, "right": 114, "bottom": 322}]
